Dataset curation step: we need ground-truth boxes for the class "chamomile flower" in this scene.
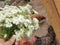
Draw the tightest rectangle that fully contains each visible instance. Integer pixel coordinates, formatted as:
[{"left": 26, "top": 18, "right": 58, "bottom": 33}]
[
  {"left": 5, "top": 23, "right": 12, "bottom": 27},
  {"left": 24, "top": 19, "right": 32, "bottom": 27},
  {"left": 33, "top": 18, "right": 39, "bottom": 30},
  {"left": 0, "top": 14, "right": 5, "bottom": 22},
  {"left": 28, "top": 25, "right": 34, "bottom": 31},
  {"left": 18, "top": 15, "right": 25, "bottom": 23},
  {"left": 33, "top": 18, "right": 39, "bottom": 24},
  {"left": 12, "top": 17, "right": 20, "bottom": 25},
  {"left": 5, "top": 18, "right": 12, "bottom": 23}
]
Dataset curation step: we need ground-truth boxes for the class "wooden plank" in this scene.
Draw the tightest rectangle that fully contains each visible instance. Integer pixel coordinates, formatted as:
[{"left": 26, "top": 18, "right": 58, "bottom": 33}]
[
  {"left": 54, "top": 0, "right": 60, "bottom": 16},
  {"left": 41, "top": 0, "right": 60, "bottom": 44}
]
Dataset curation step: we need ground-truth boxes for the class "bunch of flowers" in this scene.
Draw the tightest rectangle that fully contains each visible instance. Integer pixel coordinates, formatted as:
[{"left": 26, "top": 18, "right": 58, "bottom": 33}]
[{"left": 0, "top": 4, "right": 39, "bottom": 41}]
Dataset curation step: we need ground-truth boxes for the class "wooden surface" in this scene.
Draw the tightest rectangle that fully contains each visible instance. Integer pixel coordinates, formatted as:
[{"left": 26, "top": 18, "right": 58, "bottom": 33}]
[
  {"left": 41, "top": 0, "right": 60, "bottom": 44},
  {"left": 54, "top": 0, "right": 60, "bottom": 16}
]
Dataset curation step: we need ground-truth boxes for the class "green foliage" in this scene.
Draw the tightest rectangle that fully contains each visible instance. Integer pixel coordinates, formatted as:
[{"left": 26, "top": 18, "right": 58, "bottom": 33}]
[{"left": 0, "top": 24, "right": 20, "bottom": 41}]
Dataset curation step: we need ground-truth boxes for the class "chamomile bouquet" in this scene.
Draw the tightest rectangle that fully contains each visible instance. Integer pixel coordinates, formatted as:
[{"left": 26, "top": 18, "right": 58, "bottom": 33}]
[{"left": 0, "top": 4, "right": 39, "bottom": 41}]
